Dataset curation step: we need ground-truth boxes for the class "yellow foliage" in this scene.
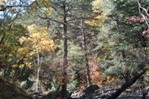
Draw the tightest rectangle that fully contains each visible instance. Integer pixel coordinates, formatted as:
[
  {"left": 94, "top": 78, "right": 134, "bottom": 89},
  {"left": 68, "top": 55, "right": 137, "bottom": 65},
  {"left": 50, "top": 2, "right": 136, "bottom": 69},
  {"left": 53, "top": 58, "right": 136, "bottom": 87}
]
[
  {"left": 19, "top": 37, "right": 26, "bottom": 44},
  {"left": 85, "top": 14, "right": 106, "bottom": 27},
  {"left": 85, "top": 0, "right": 108, "bottom": 27},
  {"left": 25, "top": 24, "right": 55, "bottom": 53},
  {"left": 16, "top": 24, "right": 55, "bottom": 68},
  {"left": 91, "top": 0, "right": 102, "bottom": 12},
  {"left": 40, "top": 1, "right": 52, "bottom": 14},
  {"left": 17, "top": 47, "right": 29, "bottom": 57},
  {"left": 28, "top": 0, "right": 51, "bottom": 15},
  {"left": 37, "top": 0, "right": 50, "bottom": 7}
]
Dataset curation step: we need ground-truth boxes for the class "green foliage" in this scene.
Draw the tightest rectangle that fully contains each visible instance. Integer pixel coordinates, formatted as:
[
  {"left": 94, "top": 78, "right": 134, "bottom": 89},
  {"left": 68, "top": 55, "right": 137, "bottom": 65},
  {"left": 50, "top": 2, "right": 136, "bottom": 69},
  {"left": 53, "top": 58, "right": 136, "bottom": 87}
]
[
  {"left": 1, "top": 0, "right": 149, "bottom": 95},
  {"left": 67, "top": 80, "right": 78, "bottom": 90},
  {"left": 97, "top": 0, "right": 149, "bottom": 84},
  {"left": 0, "top": 24, "right": 29, "bottom": 82}
]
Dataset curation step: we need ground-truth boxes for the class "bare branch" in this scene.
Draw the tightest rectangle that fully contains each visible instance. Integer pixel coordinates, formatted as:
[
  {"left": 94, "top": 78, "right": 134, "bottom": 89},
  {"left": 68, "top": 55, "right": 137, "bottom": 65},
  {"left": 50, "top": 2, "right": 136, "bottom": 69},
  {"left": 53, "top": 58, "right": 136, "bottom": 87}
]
[
  {"left": 0, "top": 1, "right": 36, "bottom": 11},
  {"left": 38, "top": 13, "right": 64, "bottom": 24},
  {"left": 138, "top": 1, "right": 149, "bottom": 28}
]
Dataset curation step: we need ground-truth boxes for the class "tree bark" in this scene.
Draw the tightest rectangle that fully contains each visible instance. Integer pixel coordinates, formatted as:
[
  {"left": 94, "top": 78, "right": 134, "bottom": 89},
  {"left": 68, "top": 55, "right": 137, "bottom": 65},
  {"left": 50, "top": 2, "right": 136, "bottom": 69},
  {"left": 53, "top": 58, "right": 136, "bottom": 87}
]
[
  {"left": 107, "top": 70, "right": 145, "bottom": 99},
  {"left": 35, "top": 53, "right": 40, "bottom": 92},
  {"left": 80, "top": 17, "right": 92, "bottom": 87},
  {"left": 61, "top": 1, "right": 68, "bottom": 99},
  {"left": 142, "top": 86, "right": 149, "bottom": 99}
]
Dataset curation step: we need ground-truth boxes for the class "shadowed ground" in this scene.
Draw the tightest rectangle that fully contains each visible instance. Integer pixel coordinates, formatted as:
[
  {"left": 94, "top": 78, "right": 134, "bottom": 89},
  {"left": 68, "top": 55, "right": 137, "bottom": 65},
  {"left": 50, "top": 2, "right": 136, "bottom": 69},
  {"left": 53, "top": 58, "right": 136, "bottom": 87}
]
[{"left": 0, "top": 79, "right": 32, "bottom": 99}]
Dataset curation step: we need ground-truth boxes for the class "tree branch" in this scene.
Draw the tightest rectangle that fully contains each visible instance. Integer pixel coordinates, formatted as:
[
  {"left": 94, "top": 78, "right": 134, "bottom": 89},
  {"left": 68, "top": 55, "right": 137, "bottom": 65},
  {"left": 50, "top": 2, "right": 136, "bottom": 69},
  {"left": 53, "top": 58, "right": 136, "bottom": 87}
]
[
  {"left": 138, "top": 1, "right": 149, "bottom": 28},
  {"left": 107, "top": 69, "right": 145, "bottom": 99},
  {"left": 38, "top": 13, "right": 64, "bottom": 24},
  {"left": 0, "top": 1, "right": 36, "bottom": 11}
]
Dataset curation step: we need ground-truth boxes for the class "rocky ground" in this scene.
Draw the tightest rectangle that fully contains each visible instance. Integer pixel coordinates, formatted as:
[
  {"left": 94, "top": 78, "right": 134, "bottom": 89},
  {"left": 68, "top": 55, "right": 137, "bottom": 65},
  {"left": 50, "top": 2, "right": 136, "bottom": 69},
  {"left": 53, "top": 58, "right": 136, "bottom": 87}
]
[
  {"left": 36, "top": 85, "right": 149, "bottom": 99},
  {"left": 0, "top": 79, "right": 148, "bottom": 99}
]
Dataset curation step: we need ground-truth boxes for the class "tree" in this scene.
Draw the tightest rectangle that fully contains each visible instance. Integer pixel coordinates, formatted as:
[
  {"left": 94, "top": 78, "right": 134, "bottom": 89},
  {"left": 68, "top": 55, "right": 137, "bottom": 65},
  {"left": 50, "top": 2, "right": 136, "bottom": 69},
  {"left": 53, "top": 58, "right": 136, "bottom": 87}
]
[
  {"left": 95, "top": 0, "right": 149, "bottom": 98},
  {"left": 28, "top": 0, "right": 103, "bottom": 98},
  {"left": 17, "top": 24, "right": 55, "bottom": 92},
  {"left": 83, "top": 0, "right": 111, "bottom": 87},
  {"left": 0, "top": 0, "right": 34, "bottom": 27},
  {"left": 0, "top": 23, "right": 30, "bottom": 82}
]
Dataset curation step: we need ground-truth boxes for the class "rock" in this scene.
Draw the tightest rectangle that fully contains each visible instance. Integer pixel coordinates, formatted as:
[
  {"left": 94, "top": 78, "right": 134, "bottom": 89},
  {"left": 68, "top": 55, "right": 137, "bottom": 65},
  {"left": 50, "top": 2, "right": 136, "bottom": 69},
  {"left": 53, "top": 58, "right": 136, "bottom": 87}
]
[
  {"left": 84, "top": 84, "right": 99, "bottom": 93},
  {"left": 80, "top": 85, "right": 99, "bottom": 99},
  {"left": 71, "top": 90, "right": 84, "bottom": 98},
  {"left": 0, "top": 79, "right": 32, "bottom": 99}
]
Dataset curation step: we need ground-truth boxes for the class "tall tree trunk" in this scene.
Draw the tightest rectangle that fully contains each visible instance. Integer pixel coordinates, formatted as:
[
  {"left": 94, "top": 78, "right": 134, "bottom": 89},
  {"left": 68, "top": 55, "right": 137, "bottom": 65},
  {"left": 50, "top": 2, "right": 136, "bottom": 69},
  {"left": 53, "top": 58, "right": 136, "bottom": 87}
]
[
  {"left": 35, "top": 53, "right": 40, "bottom": 92},
  {"left": 61, "top": 1, "right": 68, "bottom": 99},
  {"left": 80, "top": 18, "right": 92, "bottom": 87},
  {"left": 107, "top": 70, "right": 145, "bottom": 99}
]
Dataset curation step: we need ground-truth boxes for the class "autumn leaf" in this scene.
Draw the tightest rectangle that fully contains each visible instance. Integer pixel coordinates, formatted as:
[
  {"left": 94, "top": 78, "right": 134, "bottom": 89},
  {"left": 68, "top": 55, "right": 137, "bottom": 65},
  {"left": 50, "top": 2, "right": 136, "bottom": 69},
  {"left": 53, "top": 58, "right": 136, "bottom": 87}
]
[
  {"left": 85, "top": 14, "right": 106, "bottom": 27},
  {"left": 91, "top": 0, "right": 102, "bottom": 11},
  {"left": 16, "top": 24, "right": 55, "bottom": 68}
]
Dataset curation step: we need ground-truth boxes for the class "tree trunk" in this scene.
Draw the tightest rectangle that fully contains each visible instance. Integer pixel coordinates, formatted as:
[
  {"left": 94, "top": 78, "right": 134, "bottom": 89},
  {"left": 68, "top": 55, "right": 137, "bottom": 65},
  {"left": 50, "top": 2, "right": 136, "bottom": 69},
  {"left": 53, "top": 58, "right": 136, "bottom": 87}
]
[
  {"left": 107, "top": 70, "right": 145, "bottom": 99},
  {"left": 142, "top": 93, "right": 147, "bottom": 99},
  {"left": 85, "top": 53, "right": 92, "bottom": 87},
  {"left": 35, "top": 53, "right": 40, "bottom": 92},
  {"left": 61, "top": 1, "right": 68, "bottom": 99},
  {"left": 142, "top": 86, "right": 149, "bottom": 99},
  {"left": 80, "top": 17, "right": 92, "bottom": 87}
]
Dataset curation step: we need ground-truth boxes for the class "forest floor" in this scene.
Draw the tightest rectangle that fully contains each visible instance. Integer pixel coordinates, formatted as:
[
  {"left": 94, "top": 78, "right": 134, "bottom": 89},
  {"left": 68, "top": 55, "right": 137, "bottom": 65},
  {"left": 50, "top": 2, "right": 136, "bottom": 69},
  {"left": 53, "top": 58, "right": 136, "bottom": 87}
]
[
  {"left": 0, "top": 79, "right": 32, "bottom": 99},
  {"left": 36, "top": 89, "right": 149, "bottom": 99},
  {"left": 0, "top": 79, "right": 148, "bottom": 99},
  {"left": 36, "top": 85, "right": 149, "bottom": 99}
]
